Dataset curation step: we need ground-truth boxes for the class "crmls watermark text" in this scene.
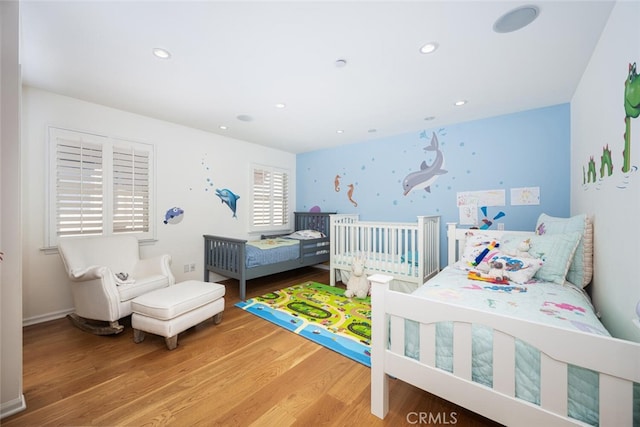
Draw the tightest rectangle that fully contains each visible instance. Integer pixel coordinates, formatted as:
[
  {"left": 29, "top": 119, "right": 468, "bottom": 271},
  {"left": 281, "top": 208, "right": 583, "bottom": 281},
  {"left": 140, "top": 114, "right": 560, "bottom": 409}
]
[{"left": 406, "top": 411, "right": 458, "bottom": 425}]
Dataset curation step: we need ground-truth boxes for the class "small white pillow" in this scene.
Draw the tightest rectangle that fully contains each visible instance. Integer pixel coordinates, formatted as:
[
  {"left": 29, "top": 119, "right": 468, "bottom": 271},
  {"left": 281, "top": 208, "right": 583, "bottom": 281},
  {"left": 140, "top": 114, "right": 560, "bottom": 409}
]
[
  {"left": 286, "top": 229, "right": 326, "bottom": 240},
  {"left": 485, "top": 252, "right": 544, "bottom": 284},
  {"left": 456, "top": 232, "right": 501, "bottom": 271}
]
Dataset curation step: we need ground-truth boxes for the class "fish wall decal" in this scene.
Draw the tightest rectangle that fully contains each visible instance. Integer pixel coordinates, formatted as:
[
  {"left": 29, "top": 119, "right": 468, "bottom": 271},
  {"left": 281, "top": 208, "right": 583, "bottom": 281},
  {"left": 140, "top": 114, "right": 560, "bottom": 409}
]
[{"left": 402, "top": 132, "right": 448, "bottom": 195}]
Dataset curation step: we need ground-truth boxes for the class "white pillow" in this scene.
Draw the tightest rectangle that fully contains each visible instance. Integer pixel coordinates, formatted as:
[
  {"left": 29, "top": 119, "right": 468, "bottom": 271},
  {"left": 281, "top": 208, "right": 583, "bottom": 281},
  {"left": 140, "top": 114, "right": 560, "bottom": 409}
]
[
  {"left": 455, "top": 232, "right": 501, "bottom": 271},
  {"left": 286, "top": 229, "right": 326, "bottom": 240},
  {"left": 485, "top": 251, "right": 544, "bottom": 284}
]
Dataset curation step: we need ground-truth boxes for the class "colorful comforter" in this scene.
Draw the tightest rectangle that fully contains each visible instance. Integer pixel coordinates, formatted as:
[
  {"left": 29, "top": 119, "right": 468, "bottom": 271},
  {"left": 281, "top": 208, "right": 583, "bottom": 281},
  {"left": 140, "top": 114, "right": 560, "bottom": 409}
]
[{"left": 403, "top": 267, "right": 634, "bottom": 426}]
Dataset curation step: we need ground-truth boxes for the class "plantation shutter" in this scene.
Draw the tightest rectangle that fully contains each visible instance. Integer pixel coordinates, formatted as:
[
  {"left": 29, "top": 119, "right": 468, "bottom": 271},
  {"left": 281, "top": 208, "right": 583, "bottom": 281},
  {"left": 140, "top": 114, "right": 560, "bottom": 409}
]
[
  {"left": 251, "top": 166, "right": 289, "bottom": 228},
  {"left": 47, "top": 127, "right": 156, "bottom": 247},
  {"left": 54, "top": 132, "right": 105, "bottom": 237},
  {"left": 112, "top": 143, "right": 151, "bottom": 234}
]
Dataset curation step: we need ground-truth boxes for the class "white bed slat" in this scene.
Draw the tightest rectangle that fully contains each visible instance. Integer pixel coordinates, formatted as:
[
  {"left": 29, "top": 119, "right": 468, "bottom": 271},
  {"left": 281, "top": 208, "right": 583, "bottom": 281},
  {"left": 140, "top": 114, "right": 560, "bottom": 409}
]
[
  {"left": 453, "top": 322, "right": 472, "bottom": 380},
  {"left": 599, "top": 374, "right": 633, "bottom": 427},
  {"left": 384, "top": 351, "right": 583, "bottom": 427},
  {"left": 493, "top": 330, "right": 515, "bottom": 397},
  {"left": 540, "top": 353, "right": 568, "bottom": 416}
]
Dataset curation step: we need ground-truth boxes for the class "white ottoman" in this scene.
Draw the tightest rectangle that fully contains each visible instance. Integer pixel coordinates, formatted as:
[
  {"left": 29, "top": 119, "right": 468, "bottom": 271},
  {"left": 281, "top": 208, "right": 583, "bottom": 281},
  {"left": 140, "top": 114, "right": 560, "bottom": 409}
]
[{"left": 131, "top": 280, "right": 225, "bottom": 350}]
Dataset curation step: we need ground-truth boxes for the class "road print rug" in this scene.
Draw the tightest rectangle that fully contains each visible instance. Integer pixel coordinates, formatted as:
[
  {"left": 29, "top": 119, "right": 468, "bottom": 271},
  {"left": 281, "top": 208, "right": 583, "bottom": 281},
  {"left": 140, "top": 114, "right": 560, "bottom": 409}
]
[{"left": 235, "top": 281, "right": 371, "bottom": 367}]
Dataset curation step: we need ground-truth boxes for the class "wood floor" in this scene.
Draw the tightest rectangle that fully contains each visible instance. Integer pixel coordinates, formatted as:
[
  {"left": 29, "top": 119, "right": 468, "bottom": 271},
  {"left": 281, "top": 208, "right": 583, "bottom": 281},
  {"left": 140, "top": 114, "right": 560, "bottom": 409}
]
[{"left": 4, "top": 267, "right": 502, "bottom": 427}]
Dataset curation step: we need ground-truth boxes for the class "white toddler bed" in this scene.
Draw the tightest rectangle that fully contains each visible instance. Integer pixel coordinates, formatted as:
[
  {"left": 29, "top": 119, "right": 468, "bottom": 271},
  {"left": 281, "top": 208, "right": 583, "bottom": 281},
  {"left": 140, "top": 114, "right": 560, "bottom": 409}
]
[
  {"left": 329, "top": 214, "right": 440, "bottom": 292},
  {"left": 370, "top": 220, "right": 640, "bottom": 426}
]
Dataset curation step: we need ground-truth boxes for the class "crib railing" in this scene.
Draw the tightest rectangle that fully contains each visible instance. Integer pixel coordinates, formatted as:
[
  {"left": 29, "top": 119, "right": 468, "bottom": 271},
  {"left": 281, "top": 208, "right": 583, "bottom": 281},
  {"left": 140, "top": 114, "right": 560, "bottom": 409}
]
[{"left": 330, "top": 215, "right": 440, "bottom": 286}]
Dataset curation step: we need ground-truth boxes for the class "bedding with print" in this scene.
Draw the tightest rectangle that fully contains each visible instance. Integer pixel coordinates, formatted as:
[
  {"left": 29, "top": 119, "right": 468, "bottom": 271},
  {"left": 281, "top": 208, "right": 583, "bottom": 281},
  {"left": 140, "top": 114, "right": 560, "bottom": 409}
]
[{"left": 403, "top": 267, "right": 613, "bottom": 426}]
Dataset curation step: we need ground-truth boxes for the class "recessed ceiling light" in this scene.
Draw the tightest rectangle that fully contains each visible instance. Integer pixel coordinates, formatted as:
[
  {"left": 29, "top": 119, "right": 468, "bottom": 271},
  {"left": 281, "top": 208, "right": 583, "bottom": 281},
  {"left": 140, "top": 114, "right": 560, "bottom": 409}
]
[
  {"left": 274, "top": 103, "right": 286, "bottom": 109},
  {"left": 237, "top": 115, "right": 253, "bottom": 122},
  {"left": 419, "top": 42, "right": 439, "bottom": 54},
  {"left": 424, "top": 116, "right": 436, "bottom": 121},
  {"left": 368, "top": 129, "right": 377, "bottom": 133},
  {"left": 454, "top": 100, "right": 467, "bottom": 106},
  {"left": 335, "top": 59, "right": 347, "bottom": 68},
  {"left": 336, "top": 130, "right": 344, "bottom": 134},
  {"left": 219, "top": 125, "right": 228, "bottom": 130},
  {"left": 493, "top": 5, "right": 540, "bottom": 33},
  {"left": 152, "top": 48, "right": 171, "bottom": 59}
]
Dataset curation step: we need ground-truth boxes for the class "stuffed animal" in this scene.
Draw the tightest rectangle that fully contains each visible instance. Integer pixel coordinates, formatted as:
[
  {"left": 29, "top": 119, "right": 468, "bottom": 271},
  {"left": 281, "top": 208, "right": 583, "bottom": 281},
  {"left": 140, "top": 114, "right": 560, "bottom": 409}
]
[
  {"left": 345, "top": 256, "right": 370, "bottom": 298},
  {"left": 506, "top": 238, "right": 531, "bottom": 258},
  {"left": 487, "top": 259, "right": 508, "bottom": 282}
]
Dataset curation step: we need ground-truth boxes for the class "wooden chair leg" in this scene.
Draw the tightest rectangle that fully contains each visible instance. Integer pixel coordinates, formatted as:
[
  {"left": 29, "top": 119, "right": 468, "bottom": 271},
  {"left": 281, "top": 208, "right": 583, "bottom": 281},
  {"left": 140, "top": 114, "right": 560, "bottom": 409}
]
[
  {"left": 213, "top": 312, "right": 223, "bottom": 325},
  {"left": 165, "top": 335, "right": 178, "bottom": 350},
  {"left": 133, "top": 329, "right": 145, "bottom": 344}
]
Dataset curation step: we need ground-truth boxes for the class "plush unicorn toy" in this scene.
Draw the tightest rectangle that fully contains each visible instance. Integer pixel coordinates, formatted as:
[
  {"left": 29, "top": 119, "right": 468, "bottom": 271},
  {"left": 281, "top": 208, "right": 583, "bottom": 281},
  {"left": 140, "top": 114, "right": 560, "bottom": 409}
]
[{"left": 345, "top": 256, "right": 370, "bottom": 299}]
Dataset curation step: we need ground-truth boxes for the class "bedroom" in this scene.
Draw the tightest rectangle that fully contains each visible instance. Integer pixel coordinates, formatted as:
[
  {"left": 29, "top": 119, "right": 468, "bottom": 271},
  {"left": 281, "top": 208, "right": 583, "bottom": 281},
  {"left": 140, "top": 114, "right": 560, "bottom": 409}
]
[{"left": 2, "top": 0, "right": 639, "bottom": 424}]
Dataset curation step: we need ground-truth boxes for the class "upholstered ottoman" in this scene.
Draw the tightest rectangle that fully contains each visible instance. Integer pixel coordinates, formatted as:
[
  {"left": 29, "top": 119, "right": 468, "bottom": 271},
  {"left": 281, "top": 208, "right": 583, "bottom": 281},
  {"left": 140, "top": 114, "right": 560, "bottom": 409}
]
[{"left": 131, "top": 280, "right": 225, "bottom": 350}]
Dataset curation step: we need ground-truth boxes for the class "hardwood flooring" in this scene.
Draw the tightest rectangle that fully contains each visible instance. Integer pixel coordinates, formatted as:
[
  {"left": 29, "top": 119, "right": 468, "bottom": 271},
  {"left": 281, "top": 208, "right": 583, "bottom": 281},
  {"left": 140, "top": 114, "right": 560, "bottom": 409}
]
[{"left": 4, "top": 267, "right": 502, "bottom": 427}]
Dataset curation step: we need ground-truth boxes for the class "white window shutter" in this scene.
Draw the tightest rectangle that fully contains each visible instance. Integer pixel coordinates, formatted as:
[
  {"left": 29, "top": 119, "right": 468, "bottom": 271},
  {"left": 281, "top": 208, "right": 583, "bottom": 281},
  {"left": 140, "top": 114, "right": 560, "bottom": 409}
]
[
  {"left": 251, "top": 165, "right": 289, "bottom": 229},
  {"left": 53, "top": 130, "right": 105, "bottom": 237},
  {"left": 112, "top": 143, "right": 150, "bottom": 234}
]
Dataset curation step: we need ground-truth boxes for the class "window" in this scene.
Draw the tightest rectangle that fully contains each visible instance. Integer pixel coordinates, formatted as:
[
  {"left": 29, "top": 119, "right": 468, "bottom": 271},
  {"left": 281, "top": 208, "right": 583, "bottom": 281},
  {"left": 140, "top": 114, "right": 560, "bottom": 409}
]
[
  {"left": 47, "top": 127, "right": 155, "bottom": 246},
  {"left": 251, "top": 165, "right": 290, "bottom": 230}
]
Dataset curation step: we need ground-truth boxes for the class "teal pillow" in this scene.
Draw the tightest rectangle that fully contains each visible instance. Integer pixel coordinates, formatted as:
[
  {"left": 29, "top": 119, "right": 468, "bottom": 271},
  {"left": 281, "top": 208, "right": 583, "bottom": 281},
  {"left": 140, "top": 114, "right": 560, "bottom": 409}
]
[
  {"left": 528, "top": 232, "right": 582, "bottom": 285},
  {"left": 536, "top": 213, "right": 593, "bottom": 288}
]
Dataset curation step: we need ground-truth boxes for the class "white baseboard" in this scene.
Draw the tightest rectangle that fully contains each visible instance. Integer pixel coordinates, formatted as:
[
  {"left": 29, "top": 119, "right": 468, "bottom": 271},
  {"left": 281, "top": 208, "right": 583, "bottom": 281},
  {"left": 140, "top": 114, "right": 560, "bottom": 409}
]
[
  {"left": 23, "top": 308, "right": 73, "bottom": 327},
  {"left": 1, "top": 394, "right": 26, "bottom": 419}
]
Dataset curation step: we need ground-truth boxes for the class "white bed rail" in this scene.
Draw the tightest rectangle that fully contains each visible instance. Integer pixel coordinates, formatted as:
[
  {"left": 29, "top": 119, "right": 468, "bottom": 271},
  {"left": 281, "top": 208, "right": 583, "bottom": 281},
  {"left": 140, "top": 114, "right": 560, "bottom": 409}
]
[
  {"left": 370, "top": 274, "right": 640, "bottom": 426},
  {"left": 330, "top": 215, "right": 440, "bottom": 287}
]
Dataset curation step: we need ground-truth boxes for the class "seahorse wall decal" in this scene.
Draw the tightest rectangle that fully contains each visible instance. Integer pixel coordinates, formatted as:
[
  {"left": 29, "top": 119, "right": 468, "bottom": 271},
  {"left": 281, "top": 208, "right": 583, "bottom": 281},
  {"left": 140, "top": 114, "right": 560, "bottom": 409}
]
[
  {"left": 347, "top": 183, "right": 358, "bottom": 207},
  {"left": 334, "top": 174, "right": 341, "bottom": 192},
  {"left": 623, "top": 62, "right": 640, "bottom": 173}
]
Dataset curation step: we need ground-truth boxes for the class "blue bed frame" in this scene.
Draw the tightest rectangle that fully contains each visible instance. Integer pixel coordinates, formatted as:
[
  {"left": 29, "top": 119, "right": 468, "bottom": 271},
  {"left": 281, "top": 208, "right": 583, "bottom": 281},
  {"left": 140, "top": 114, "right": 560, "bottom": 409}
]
[{"left": 203, "top": 212, "right": 335, "bottom": 300}]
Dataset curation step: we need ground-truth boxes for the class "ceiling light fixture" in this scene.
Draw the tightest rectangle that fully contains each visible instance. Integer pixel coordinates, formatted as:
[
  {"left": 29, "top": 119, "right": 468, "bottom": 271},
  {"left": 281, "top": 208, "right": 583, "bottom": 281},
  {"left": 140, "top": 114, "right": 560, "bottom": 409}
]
[
  {"left": 237, "top": 114, "right": 253, "bottom": 122},
  {"left": 336, "top": 130, "right": 344, "bottom": 134},
  {"left": 335, "top": 59, "right": 347, "bottom": 68},
  {"left": 493, "top": 5, "right": 540, "bottom": 33},
  {"left": 152, "top": 48, "right": 171, "bottom": 59},
  {"left": 219, "top": 125, "right": 228, "bottom": 130},
  {"left": 424, "top": 116, "right": 436, "bottom": 121},
  {"left": 454, "top": 100, "right": 467, "bottom": 106},
  {"left": 274, "top": 103, "right": 286, "bottom": 109},
  {"left": 419, "top": 42, "right": 439, "bottom": 54}
]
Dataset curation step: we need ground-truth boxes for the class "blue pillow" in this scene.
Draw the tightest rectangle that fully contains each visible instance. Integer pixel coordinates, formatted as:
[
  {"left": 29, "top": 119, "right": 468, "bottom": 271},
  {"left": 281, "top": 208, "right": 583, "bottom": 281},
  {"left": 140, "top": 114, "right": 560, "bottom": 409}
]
[{"left": 528, "top": 232, "right": 582, "bottom": 285}]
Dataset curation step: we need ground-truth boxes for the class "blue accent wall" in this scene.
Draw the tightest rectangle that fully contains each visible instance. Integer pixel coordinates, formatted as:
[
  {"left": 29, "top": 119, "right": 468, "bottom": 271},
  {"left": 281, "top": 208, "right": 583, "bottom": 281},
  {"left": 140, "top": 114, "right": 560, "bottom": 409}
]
[{"left": 297, "top": 104, "right": 570, "bottom": 263}]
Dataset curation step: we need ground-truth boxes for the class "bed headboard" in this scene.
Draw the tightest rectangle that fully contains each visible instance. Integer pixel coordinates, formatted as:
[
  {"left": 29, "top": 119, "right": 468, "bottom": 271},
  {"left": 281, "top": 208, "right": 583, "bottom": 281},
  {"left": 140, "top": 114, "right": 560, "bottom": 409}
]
[
  {"left": 447, "top": 222, "right": 534, "bottom": 266},
  {"left": 294, "top": 212, "right": 336, "bottom": 236}
]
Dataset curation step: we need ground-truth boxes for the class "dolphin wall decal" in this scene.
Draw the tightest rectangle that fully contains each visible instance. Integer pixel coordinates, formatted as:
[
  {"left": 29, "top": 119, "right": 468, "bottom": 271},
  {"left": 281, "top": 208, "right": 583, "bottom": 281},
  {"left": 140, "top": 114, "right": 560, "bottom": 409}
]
[
  {"left": 402, "top": 132, "right": 448, "bottom": 195},
  {"left": 215, "top": 188, "right": 240, "bottom": 218}
]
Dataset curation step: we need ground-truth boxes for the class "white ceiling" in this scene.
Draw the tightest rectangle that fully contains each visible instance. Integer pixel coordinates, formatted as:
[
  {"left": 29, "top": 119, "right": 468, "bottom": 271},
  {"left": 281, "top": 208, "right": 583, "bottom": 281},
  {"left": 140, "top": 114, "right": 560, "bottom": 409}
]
[{"left": 20, "top": 1, "right": 614, "bottom": 154}]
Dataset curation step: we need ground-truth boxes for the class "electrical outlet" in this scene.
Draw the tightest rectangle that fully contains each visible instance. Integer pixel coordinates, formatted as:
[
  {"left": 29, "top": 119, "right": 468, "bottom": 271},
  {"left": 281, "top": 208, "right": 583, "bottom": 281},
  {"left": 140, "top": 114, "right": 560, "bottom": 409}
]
[
  {"left": 183, "top": 264, "right": 189, "bottom": 273},
  {"left": 189, "top": 263, "right": 196, "bottom": 272}
]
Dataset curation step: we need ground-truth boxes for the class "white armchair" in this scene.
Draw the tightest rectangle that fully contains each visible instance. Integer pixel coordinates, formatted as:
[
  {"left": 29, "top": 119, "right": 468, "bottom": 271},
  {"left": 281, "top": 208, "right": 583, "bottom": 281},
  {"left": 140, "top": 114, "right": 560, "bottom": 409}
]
[{"left": 58, "top": 235, "right": 175, "bottom": 334}]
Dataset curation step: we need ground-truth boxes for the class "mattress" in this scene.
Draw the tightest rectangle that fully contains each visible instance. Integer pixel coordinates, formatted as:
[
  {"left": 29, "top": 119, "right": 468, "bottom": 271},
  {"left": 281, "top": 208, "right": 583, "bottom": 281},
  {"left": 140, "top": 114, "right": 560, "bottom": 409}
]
[{"left": 403, "top": 267, "right": 639, "bottom": 426}]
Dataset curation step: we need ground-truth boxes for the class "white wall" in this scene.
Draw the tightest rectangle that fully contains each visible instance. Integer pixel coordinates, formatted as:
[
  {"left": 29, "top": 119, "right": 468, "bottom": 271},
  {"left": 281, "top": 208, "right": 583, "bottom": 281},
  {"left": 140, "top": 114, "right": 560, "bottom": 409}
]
[
  {"left": 571, "top": 0, "right": 640, "bottom": 342},
  {"left": 1, "top": 0, "right": 25, "bottom": 418},
  {"left": 21, "top": 87, "right": 296, "bottom": 323}
]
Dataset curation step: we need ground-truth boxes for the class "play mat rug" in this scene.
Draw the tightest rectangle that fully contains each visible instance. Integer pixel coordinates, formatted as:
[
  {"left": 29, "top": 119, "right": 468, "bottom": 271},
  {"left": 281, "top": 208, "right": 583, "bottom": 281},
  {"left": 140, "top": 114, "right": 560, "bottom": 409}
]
[{"left": 235, "top": 281, "right": 371, "bottom": 367}]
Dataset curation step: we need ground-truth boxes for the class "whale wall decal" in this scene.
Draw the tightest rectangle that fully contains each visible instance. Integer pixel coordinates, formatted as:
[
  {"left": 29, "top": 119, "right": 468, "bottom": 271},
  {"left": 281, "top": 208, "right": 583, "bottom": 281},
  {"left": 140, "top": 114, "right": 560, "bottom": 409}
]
[{"left": 402, "top": 132, "right": 448, "bottom": 195}]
